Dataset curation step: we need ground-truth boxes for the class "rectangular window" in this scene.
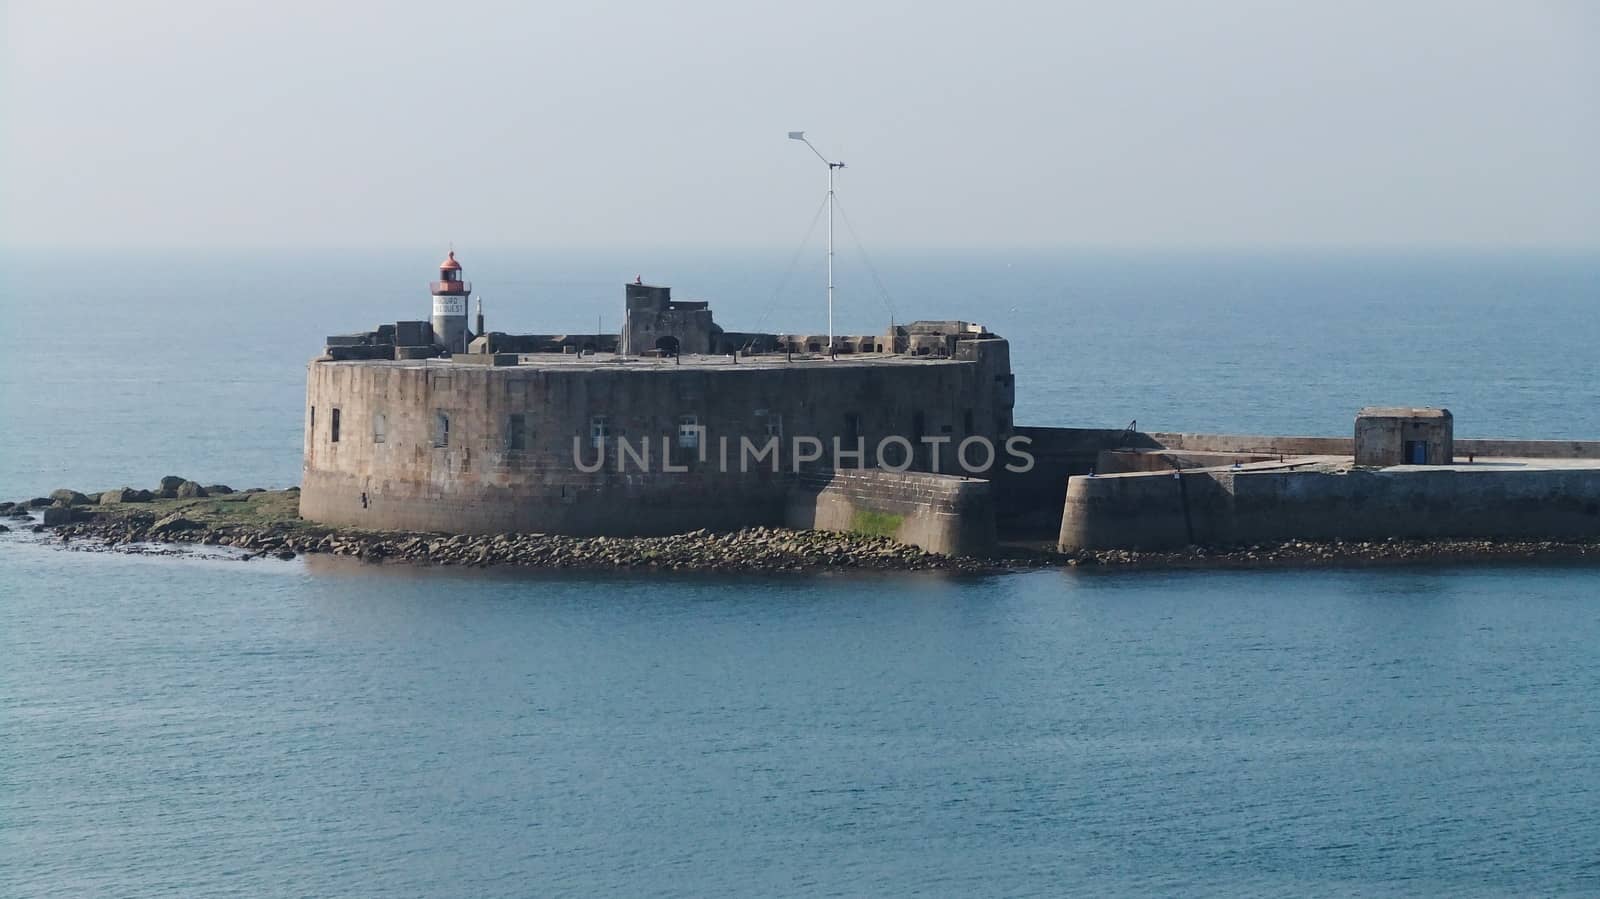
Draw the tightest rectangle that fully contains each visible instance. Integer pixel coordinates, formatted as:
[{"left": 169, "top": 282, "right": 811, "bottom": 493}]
[
  {"left": 678, "top": 415, "right": 699, "bottom": 449},
  {"left": 433, "top": 412, "right": 450, "bottom": 447},
  {"left": 590, "top": 415, "right": 609, "bottom": 448},
  {"left": 372, "top": 412, "right": 387, "bottom": 444},
  {"left": 310, "top": 406, "right": 315, "bottom": 433},
  {"left": 507, "top": 414, "right": 528, "bottom": 451},
  {"left": 330, "top": 408, "right": 341, "bottom": 443}
]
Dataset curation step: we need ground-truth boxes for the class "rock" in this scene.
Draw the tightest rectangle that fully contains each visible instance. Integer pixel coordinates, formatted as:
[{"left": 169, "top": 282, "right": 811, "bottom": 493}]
[
  {"left": 150, "top": 512, "right": 204, "bottom": 536},
  {"left": 0, "top": 524, "right": 9, "bottom": 533},
  {"left": 127, "top": 489, "right": 154, "bottom": 502},
  {"left": 0, "top": 502, "right": 11, "bottom": 513},
  {"left": 175, "top": 480, "right": 208, "bottom": 498},
  {"left": 159, "top": 476, "right": 186, "bottom": 491},
  {"left": 205, "top": 484, "right": 235, "bottom": 495},
  {"left": 50, "top": 489, "right": 90, "bottom": 506},
  {"left": 244, "top": 488, "right": 266, "bottom": 493},
  {"left": 27, "top": 497, "right": 53, "bottom": 508},
  {"left": 100, "top": 487, "right": 133, "bottom": 504},
  {"left": 275, "top": 550, "right": 296, "bottom": 560}
]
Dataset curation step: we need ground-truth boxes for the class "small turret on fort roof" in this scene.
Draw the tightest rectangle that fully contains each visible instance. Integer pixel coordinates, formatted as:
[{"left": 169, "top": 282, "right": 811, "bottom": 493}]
[{"left": 621, "top": 282, "right": 719, "bottom": 356}]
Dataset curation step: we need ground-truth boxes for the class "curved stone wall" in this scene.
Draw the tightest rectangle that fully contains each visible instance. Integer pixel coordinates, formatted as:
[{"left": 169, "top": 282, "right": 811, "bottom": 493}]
[{"left": 301, "top": 344, "right": 1012, "bottom": 537}]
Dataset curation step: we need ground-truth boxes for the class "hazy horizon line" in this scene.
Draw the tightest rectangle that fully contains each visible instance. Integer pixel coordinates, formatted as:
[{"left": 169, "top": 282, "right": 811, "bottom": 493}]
[{"left": 4, "top": 242, "right": 1598, "bottom": 257}]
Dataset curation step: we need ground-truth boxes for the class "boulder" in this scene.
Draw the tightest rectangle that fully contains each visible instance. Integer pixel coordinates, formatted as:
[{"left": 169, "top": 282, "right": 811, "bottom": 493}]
[
  {"left": 159, "top": 476, "right": 186, "bottom": 491},
  {"left": 0, "top": 502, "right": 12, "bottom": 513},
  {"left": 26, "top": 497, "right": 53, "bottom": 508},
  {"left": 0, "top": 523, "right": 9, "bottom": 533},
  {"left": 127, "top": 489, "right": 154, "bottom": 503},
  {"left": 176, "top": 481, "right": 208, "bottom": 498},
  {"left": 50, "top": 489, "right": 91, "bottom": 506},
  {"left": 100, "top": 487, "right": 133, "bottom": 504},
  {"left": 150, "top": 512, "right": 204, "bottom": 536},
  {"left": 204, "top": 484, "right": 234, "bottom": 495}
]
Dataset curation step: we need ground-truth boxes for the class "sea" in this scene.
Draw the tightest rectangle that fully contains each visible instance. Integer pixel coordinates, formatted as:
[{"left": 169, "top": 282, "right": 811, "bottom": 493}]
[{"left": 2, "top": 248, "right": 1599, "bottom": 896}]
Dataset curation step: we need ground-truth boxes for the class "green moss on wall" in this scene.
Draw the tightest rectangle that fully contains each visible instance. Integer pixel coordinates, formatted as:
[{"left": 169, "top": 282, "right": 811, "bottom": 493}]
[{"left": 850, "top": 509, "right": 903, "bottom": 539}]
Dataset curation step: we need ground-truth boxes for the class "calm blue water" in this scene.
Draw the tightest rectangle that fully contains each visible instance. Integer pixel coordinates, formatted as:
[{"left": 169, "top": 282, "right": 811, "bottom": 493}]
[{"left": 3, "top": 249, "right": 1600, "bottom": 896}]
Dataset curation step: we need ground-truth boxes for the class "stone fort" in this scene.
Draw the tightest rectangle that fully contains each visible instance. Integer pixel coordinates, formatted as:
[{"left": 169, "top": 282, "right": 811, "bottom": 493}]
[{"left": 301, "top": 252, "right": 1015, "bottom": 553}]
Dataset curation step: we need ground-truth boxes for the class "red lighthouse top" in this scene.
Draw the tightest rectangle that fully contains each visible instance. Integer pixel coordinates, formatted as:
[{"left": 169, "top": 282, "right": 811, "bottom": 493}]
[{"left": 431, "top": 249, "right": 471, "bottom": 295}]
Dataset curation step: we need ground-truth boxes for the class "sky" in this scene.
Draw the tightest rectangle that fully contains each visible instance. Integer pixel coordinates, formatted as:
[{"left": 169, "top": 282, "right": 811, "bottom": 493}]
[{"left": 3, "top": 0, "right": 1597, "bottom": 250}]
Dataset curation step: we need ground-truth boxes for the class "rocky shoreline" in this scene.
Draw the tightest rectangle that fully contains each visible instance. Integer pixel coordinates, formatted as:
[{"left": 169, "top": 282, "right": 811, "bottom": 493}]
[
  {"left": 6, "top": 479, "right": 1600, "bottom": 574},
  {"left": 4, "top": 482, "right": 1003, "bottom": 574},
  {"left": 1059, "top": 537, "right": 1600, "bottom": 570}
]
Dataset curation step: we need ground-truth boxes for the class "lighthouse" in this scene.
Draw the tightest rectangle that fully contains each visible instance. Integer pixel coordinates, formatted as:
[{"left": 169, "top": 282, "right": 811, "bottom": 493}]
[{"left": 430, "top": 250, "right": 473, "bottom": 353}]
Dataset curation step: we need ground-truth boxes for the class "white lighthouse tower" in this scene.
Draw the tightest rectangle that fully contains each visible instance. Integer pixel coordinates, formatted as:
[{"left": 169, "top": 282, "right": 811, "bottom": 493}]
[{"left": 430, "top": 250, "right": 473, "bottom": 353}]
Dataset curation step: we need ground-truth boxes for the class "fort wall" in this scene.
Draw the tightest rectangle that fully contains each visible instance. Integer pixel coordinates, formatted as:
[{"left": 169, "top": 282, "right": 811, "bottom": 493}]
[
  {"left": 300, "top": 346, "right": 1012, "bottom": 538},
  {"left": 784, "top": 469, "right": 996, "bottom": 556},
  {"left": 1059, "top": 464, "right": 1600, "bottom": 551}
]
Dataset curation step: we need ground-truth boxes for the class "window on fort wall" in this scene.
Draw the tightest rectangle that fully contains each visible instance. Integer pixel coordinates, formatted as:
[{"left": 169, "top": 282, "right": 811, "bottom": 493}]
[
  {"left": 678, "top": 415, "right": 699, "bottom": 449},
  {"left": 434, "top": 412, "right": 450, "bottom": 447},
  {"left": 590, "top": 415, "right": 610, "bottom": 448},
  {"left": 508, "top": 414, "right": 528, "bottom": 451},
  {"left": 373, "top": 412, "right": 387, "bottom": 444},
  {"left": 331, "top": 408, "right": 341, "bottom": 443},
  {"left": 310, "top": 406, "right": 315, "bottom": 434}
]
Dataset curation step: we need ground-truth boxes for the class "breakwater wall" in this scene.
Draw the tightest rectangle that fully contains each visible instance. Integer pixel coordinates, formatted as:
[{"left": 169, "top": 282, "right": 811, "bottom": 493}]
[
  {"left": 785, "top": 468, "right": 996, "bottom": 556},
  {"left": 1002, "top": 427, "right": 1600, "bottom": 538},
  {"left": 1059, "top": 464, "right": 1600, "bottom": 551}
]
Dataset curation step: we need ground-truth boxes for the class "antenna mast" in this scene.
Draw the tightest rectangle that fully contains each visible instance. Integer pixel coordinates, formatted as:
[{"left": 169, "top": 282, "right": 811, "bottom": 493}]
[{"left": 788, "top": 131, "right": 844, "bottom": 351}]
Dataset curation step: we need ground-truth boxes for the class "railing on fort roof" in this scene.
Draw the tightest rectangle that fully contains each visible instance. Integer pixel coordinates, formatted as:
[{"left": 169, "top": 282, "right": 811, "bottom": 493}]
[{"left": 430, "top": 280, "right": 473, "bottom": 294}]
